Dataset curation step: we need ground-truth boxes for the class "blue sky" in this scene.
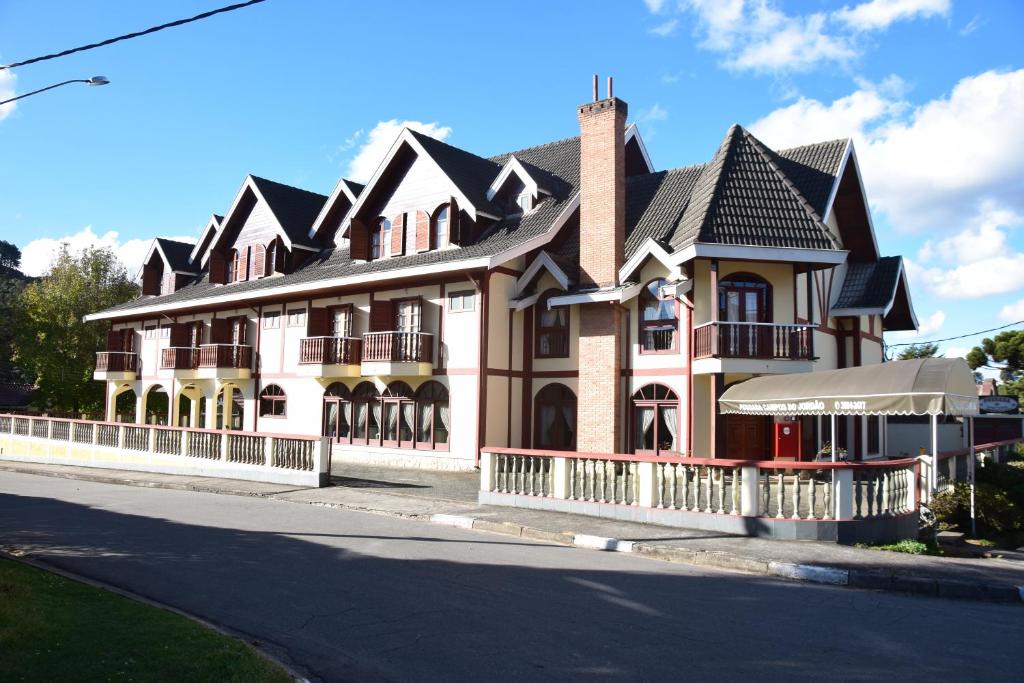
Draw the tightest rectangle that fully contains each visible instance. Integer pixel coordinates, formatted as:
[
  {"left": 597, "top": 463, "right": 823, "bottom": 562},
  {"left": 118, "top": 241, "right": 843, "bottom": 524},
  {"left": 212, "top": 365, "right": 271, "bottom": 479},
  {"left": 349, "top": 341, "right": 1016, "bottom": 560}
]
[{"left": 1, "top": 0, "right": 1022, "bottom": 364}]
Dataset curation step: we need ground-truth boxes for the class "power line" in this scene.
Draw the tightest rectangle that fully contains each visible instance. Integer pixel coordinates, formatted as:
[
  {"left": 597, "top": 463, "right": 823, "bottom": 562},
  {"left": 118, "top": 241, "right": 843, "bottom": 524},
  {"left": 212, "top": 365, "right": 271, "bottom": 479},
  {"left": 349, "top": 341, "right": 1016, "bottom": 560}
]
[
  {"left": 0, "top": 0, "right": 268, "bottom": 71},
  {"left": 886, "top": 320, "right": 1024, "bottom": 349}
]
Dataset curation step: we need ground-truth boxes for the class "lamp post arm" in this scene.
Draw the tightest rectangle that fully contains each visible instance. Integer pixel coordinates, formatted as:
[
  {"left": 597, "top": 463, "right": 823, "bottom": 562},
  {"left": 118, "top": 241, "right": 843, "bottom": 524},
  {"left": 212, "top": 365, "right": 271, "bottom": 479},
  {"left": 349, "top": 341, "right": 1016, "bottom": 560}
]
[{"left": 0, "top": 79, "right": 92, "bottom": 106}]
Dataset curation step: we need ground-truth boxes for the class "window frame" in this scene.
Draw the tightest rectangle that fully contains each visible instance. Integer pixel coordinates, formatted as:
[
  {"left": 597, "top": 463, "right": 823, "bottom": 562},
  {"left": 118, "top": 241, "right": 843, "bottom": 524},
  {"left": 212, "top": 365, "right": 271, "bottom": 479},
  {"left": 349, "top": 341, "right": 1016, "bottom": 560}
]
[
  {"left": 262, "top": 311, "right": 281, "bottom": 330},
  {"left": 534, "top": 290, "right": 569, "bottom": 359},
  {"left": 639, "top": 278, "right": 680, "bottom": 355},
  {"left": 414, "top": 381, "right": 450, "bottom": 451},
  {"left": 447, "top": 290, "right": 476, "bottom": 313},
  {"left": 630, "top": 384, "right": 681, "bottom": 457},
  {"left": 432, "top": 205, "right": 449, "bottom": 250},
  {"left": 144, "top": 325, "right": 157, "bottom": 340},
  {"left": 532, "top": 383, "right": 577, "bottom": 451},
  {"left": 258, "top": 384, "right": 287, "bottom": 418},
  {"left": 286, "top": 308, "right": 306, "bottom": 328}
]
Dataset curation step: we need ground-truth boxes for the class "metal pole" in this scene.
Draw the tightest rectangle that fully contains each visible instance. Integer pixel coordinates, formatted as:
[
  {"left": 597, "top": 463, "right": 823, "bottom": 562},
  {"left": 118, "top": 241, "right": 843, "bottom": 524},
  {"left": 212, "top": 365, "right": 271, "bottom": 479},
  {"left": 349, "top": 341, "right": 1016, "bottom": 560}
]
[
  {"left": 830, "top": 414, "right": 837, "bottom": 462},
  {"left": 930, "top": 413, "right": 939, "bottom": 492},
  {"left": 969, "top": 416, "right": 976, "bottom": 537}
]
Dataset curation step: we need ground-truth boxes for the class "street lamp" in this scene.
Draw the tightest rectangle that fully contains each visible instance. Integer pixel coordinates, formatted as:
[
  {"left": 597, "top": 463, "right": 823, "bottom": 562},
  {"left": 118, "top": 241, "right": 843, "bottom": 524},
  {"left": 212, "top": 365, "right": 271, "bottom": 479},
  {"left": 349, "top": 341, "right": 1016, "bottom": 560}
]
[{"left": 0, "top": 76, "right": 110, "bottom": 106}]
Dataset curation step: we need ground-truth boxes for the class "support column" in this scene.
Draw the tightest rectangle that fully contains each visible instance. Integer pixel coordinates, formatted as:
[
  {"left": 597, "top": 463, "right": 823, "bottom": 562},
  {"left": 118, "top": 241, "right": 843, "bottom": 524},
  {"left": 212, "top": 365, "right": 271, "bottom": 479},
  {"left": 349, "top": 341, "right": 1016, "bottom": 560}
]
[
  {"left": 577, "top": 305, "right": 622, "bottom": 454},
  {"left": 712, "top": 374, "right": 725, "bottom": 458},
  {"left": 930, "top": 413, "right": 939, "bottom": 492},
  {"left": 135, "top": 390, "right": 144, "bottom": 425}
]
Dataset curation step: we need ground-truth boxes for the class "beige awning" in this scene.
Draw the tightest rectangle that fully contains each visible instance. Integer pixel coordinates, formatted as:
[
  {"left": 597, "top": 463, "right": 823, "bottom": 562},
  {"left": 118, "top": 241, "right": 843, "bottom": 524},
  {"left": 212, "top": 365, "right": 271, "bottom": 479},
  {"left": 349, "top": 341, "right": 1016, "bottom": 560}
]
[{"left": 718, "top": 358, "right": 980, "bottom": 417}]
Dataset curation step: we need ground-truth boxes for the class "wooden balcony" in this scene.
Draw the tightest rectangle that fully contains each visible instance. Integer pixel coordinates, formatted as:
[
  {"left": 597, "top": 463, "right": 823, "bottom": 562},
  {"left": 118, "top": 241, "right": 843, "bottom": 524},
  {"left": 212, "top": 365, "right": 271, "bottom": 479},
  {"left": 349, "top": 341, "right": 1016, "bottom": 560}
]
[
  {"left": 361, "top": 331, "right": 433, "bottom": 376},
  {"left": 94, "top": 352, "right": 137, "bottom": 380},
  {"left": 693, "top": 322, "right": 815, "bottom": 373},
  {"left": 297, "top": 337, "right": 362, "bottom": 378},
  {"left": 159, "top": 344, "right": 251, "bottom": 379}
]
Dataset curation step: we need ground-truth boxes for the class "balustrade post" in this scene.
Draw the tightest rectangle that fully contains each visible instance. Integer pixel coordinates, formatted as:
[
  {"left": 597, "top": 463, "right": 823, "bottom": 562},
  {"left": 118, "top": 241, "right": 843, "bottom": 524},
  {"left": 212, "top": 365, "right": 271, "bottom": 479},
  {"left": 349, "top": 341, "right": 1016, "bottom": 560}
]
[
  {"left": 91, "top": 423, "right": 99, "bottom": 446},
  {"left": 220, "top": 432, "right": 229, "bottom": 461},
  {"left": 181, "top": 430, "right": 190, "bottom": 457},
  {"left": 740, "top": 465, "right": 759, "bottom": 516},
  {"left": 905, "top": 465, "right": 916, "bottom": 513},
  {"left": 264, "top": 436, "right": 275, "bottom": 468},
  {"left": 480, "top": 450, "right": 497, "bottom": 492},
  {"left": 833, "top": 468, "right": 854, "bottom": 520},
  {"left": 147, "top": 427, "right": 156, "bottom": 453},
  {"left": 46, "top": 419, "right": 54, "bottom": 440},
  {"left": 551, "top": 455, "right": 569, "bottom": 499},
  {"left": 117, "top": 424, "right": 126, "bottom": 449},
  {"left": 637, "top": 462, "right": 658, "bottom": 508}
]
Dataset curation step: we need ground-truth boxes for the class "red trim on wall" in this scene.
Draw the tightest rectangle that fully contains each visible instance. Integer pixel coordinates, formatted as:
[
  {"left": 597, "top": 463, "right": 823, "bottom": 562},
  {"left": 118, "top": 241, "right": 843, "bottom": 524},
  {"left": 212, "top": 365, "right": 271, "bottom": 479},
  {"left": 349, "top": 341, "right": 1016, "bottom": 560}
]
[
  {"left": 507, "top": 308, "right": 514, "bottom": 446},
  {"left": 475, "top": 271, "right": 490, "bottom": 464},
  {"left": 521, "top": 306, "right": 533, "bottom": 447},
  {"left": 490, "top": 265, "right": 522, "bottom": 277}
]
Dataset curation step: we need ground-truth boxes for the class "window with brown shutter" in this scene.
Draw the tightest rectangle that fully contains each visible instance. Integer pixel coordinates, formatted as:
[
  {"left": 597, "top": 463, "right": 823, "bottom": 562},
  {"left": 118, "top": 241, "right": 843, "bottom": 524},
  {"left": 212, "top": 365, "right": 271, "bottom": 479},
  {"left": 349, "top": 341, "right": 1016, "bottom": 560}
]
[
  {"left": 394, "top": 297, "right": 422, "bottom": 332},
  {"left": 210, "top": 318, "right": 230, "bottom": 344},
  {"left": 369, "top": 300, "right": 394, "bottom": 332},
  {"left": 307, "top": 307, "right": 329, "bottom": 337},
  {"left": 252, "top": 243, "right": 266, "bottom": 278},
  {"left": 415, "top": 210, "right": 429, "bottom": 252},
  {"left": 169, "top": 323, "right": 190, "bottom": 347},
  {"left": 121, "top": 329, "right": 135, "bottom": 352},
  {"left": 350, "top": 218, "right": 370, "bottom": 260},
  {"left": 232, "top": 316, "right": 247, "bottom": 345},
  {"left": 448, "top": 197, "right": 460, "bottom": 244},
  {"left": 209, "top": 251, "right": 227, "bottom": 284},
  {"left": 106, "top": 329, "right": 121, "bottom": 351},
  {"left": 142, "top": 264, "right": 160, "bottom": 295},
  {"left": 391, "top": 214, "right": 404, "bottom": 256},
  {"left": 237, "top": 246, "right": 250, "bottom": 281}
]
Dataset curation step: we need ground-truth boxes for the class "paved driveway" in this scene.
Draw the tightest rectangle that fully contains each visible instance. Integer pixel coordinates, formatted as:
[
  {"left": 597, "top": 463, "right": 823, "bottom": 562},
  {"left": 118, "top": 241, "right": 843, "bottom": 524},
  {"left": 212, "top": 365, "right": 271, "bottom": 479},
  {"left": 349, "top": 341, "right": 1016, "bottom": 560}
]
[{"left": 1, "top": 471, "right": 1021, "bottom": 682}]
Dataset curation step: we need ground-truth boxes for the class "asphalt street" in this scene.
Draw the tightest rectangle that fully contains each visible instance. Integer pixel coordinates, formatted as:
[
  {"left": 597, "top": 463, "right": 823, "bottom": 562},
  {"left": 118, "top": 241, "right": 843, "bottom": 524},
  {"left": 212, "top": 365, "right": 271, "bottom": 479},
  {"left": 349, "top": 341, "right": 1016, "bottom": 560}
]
[{"left": 0, "top": 471, "right": 1021, "bottom": 682}]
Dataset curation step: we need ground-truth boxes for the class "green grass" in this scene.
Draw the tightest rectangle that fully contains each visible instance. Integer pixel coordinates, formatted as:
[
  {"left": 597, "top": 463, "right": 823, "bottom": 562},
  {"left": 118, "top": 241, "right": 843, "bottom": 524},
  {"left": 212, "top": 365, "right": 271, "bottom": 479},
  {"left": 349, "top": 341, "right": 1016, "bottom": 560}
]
[
  {"left": 0, "top": 558, "right": 291, "bottom": 683},
  {"left": 855, "top": 539, "right": 944, "bottom": 556}
]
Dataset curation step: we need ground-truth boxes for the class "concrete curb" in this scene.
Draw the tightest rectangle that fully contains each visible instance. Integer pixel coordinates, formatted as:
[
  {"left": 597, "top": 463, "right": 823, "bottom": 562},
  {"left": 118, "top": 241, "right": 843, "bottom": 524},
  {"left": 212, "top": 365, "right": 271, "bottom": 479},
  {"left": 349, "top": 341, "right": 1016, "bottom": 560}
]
[
  {"left": 0, "top": 549, "right": 311, "bottom": 682},
  {"left": 4, "top": 463, "right": 1022, "bottom": 605}
]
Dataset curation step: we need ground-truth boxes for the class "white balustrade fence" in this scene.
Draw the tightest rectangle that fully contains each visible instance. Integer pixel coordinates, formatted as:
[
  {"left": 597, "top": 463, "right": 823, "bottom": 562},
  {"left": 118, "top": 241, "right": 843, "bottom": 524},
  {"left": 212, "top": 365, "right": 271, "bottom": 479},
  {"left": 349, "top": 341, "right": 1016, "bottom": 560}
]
[
  {"left": 481, "top": 448, "right": 921, "bottom": 542},
  {"left": 0, "top": 413, "right": 331, "bottom": 487}
]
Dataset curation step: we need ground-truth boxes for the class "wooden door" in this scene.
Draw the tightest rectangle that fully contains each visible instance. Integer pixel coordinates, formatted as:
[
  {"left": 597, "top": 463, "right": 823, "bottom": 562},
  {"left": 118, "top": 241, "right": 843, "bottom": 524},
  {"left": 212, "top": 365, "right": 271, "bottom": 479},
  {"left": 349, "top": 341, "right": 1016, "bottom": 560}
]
[{"left": 725, "top": 415, "right": 769, "bottom": 459}]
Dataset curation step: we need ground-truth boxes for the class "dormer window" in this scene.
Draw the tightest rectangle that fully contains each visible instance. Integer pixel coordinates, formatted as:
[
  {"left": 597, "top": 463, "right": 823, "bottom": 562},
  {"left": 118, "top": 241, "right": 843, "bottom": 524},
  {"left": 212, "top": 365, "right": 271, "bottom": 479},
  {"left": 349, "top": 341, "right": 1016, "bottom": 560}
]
[
  {"left": 228, "top": 249, "right": 238, "bottom": 282},
  {"left": 433, "top": 206, "right": 449, "bottom": 249},
  {"left": 372, "top": 218, "right": 390, "bottom": 259},
  {"left": 518, "top": 192, "right": 533, "bottom": 213},
  {"left": 267, "top": 240, "right": 278, "bottom": 275}
]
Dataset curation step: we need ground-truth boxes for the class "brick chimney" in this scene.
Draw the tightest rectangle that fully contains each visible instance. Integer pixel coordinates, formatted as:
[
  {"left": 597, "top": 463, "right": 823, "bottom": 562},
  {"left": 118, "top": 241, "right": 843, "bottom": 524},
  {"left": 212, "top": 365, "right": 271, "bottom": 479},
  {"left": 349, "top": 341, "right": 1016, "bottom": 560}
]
[
  {"left": 575, "top": 76, "right": 627, "bottom": 454},
  {"left": 577, "top": 75, "right": 627, "bottom": 288}
]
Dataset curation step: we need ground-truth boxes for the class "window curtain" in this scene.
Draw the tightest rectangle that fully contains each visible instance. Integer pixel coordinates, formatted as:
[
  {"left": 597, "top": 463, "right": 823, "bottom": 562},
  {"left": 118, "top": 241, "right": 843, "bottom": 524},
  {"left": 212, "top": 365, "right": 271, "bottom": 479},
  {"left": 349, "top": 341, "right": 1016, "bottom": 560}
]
[
  {"left": 437, "top": 401, "right": 450, "bottom": 443},
  {"left": 354, "top": 400, "right": 367, "bottom": 438},
  {"left": 661, "top": 405, "right": 678, "bottom": 452},
  {"left": 562, "top": 405, "right": 575, "bottom": 446},
  {"left": 539, "top": 406, "right": 556, "bottom": 447},
  {"left": 401, "top": 402, "right": 415, "bottom": 442},
  {"left": 418, "top": 402, "right": 433, "bottom": 442},
  {"left": 636, "top": 406, "right": 655, "bottom": 449},
  {"left": 338, "top": 401, "right": 351, "bottom": 438}
]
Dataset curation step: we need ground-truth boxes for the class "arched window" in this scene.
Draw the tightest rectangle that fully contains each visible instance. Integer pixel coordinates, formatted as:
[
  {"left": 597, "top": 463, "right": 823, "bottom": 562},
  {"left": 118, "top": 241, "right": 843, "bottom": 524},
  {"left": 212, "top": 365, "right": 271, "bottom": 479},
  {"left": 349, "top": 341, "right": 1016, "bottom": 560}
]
[
  {"left": 534, "top": 383, "right": 576, "bottom": 451},
  {"left": 322, "top": 383, "right": 351, "bottom": 442},
  {"left": 216, "top": 386, "right": 244, "bottom": 430},
  {"left": 228, "top": 249, "right": 238, "bottom": 282},
  {"left": 639, "top": 278, "right": 678, "bottom": 353},
  {"left": 432, "top": 206, "right": 449, "bottom": 249},
  {"left": 372, "top": 218, "right": 390, "bottom": 259},
  {"left": 535, "top": 290, "right": 569, "bottom": 359},
  {"left": 351, "top": 382, "right": 381, "bottom": 444},
  {"left": 415, "top": 381, "right": 449, "bottom": 449},
  {"left": 718, "top": 273, "right": 772, "bottom": 358},
  {"left": 266, "top": 239, "right": 278, "bottom": 276},
  {"left": 632, "top": 384, "right": 679, "bottom": 455},
  {"left": 382, "top": 381, "right": 414, "bottom": 446},
  {"left": 259, "top": 384, "right": 287, "bottom": 417}
]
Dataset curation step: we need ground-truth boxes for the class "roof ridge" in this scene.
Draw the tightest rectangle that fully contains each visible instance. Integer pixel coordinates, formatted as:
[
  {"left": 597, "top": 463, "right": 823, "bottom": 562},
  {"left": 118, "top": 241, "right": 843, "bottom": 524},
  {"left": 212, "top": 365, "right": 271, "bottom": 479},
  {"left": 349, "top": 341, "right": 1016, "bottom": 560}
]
[
  {"left": 488, "top": 133, "right": 581, "bottom": 162},
  {"left": 408, "top": 129, "right": 501, "bottom": 168},
  {"left": 741, "top": 129, "right": 829, "bottom": 226},
  {"left": 777, "top": 137, "right": 850, "bottom": 155},
  {"left": 687, "top": 123, "right": 743, "bottom": 243},
  {"left": 250, "top": 174, "right": 329, "bottom": 199}
]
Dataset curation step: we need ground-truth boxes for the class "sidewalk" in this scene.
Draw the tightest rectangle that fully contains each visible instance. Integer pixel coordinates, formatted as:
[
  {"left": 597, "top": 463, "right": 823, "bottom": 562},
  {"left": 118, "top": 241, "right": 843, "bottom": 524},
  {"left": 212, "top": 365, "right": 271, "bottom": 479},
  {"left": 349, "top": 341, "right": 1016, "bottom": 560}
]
[{"left": 2, "top": 460, "right": 1022, "bottom": 603}]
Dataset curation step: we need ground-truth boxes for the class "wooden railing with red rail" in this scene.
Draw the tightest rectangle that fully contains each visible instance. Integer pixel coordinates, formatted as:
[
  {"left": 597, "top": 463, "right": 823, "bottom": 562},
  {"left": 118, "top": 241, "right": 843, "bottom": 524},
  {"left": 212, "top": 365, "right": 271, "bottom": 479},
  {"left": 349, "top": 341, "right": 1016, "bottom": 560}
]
[
  {"left": 198, "top": 344, "right": 252, "bottom": 369},
  {"left": 299, "top": 337, "right": 361, "bottom": 365},
  {"left": 693, "top": 322, "right": 815, "bottom": 360},
  {"left": 95, "top": 351, "right": 137, "bottom": 372},
  {"left": 160, "top": 347, "right": 198, "bottom": 370},
  {"left": 361, "top": 332, "right": 433, "bottom": 363}
]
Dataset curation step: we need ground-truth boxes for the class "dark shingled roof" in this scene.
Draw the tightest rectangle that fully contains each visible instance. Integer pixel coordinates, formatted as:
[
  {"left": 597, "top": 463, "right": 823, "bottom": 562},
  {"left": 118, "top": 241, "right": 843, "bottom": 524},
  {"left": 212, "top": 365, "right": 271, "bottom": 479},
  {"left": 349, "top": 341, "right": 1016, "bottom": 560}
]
[
  {"left": 155, "top": 238, "right": 198, "bottom": 272},
  {"left": 833, "top": 256, "right": 904, "bottom": 311},
  {"left": 669, "top": 125, "right": 838, "bottom": 252},
  {"left": 341, "top": 179, "right": 364, "bottom": 197},
  {"left": 91, "top": 127, "right": 854, "bottom": 319},
  {"left": 250, "top": 176, "right": 328, "bottom": 249}
]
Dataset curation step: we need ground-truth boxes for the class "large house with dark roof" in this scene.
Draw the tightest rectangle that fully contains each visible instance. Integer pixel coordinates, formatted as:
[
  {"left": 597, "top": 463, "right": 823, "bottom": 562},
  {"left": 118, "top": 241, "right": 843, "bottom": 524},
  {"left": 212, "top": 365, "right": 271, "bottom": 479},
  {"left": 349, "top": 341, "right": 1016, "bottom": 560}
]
[{"left": 86, "top": 83, "right": 917, "bottom": 470}]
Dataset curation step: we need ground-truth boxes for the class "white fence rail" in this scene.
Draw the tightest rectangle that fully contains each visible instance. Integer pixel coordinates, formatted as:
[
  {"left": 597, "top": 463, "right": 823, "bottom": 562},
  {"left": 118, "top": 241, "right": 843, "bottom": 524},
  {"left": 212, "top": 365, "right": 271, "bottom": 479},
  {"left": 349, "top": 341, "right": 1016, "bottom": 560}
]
[{"left": 0, "top": 414, "right": 331, "bottom": 487}]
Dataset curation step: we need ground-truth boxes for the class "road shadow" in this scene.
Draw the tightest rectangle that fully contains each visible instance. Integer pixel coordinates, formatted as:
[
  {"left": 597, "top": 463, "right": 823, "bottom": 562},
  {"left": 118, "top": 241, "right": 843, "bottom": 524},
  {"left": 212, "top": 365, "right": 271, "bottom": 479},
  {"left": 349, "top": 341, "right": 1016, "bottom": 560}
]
[{"left": 0, "top": 490, "right": 1021, "bottom": 682}]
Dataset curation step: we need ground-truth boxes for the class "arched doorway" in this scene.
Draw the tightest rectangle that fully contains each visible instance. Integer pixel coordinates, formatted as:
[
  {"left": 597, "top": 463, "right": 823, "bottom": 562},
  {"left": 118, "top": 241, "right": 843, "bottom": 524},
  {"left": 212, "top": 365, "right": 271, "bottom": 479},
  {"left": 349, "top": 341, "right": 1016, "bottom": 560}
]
[
  {"left": 143, "top": 385, "right": 169, "bottom": 425},
  {"left": 533, "top": 383, "right": 577, "bottom": 450},
  {"left": 722, "top": 379, "right": 771, "bottom": 459},
  {"left": 718, "top": 273, "right": 772, "bottom": 357},
  {"left": 322, "top": 382, "right": 351, "bottom": 443},
  {"left": 382, "top": 381, "right": 414, "bottom": 447},
  {"left": 113, "top": 388, "right": 137, "bottom": 423},
  {"left": 216, "top": 386, "right": 243, "bottom": 430},
  {"left": 351, "top": 382, "right": 381, "bottom": 445}
]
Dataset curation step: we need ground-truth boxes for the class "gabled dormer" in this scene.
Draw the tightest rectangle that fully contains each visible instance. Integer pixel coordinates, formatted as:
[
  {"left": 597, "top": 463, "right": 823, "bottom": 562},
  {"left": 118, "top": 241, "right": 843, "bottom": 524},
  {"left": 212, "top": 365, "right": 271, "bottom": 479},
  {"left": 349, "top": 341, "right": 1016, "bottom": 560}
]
[
  {"left": 338, "top": 128, "right": 504, "bottom": 261},
  {"left": 309, "top": 178, "right": 364, "bottom": 246},
  {"left": 203, "top": 175, "right": 327, "bottom": 285},
  {"left": 188, "top": 214, "right": 223, "bottom": 265},
  {"left": 139, "top": 238, "right": 200, "bottom": 296},
  {"left": 487, "top": 156, "right": 560, "bottom": 216}
]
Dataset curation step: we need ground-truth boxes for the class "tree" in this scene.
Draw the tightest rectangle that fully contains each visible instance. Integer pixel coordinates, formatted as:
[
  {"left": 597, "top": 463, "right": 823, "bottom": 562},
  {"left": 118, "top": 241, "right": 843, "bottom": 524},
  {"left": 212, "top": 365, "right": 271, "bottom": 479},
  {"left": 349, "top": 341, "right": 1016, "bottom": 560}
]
[
  {"left": 967, "top": 330, "right": 1024, "bottom": 400},
  {"left": 0, "top": 240, "right": 21, "bottom": 270},
  {"left": 13, "top": 245, "right": 138, "bottom": 414},
  {"left": 896, "top": 342, "right": 939, "bottom": 360},
  {"left": 0, "top": 272, "right": 29, "bottom": 383}
]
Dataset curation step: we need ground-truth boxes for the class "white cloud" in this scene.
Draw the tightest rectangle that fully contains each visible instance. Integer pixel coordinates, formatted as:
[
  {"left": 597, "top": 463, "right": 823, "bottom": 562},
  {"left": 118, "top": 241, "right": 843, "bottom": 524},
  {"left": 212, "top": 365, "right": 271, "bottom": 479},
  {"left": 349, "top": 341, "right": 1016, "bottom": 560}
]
[
  {"left": 651, "top": 1, "right": 952, "bottom": 74},
  {"left": 344, "top": 119, "right": 452, "bottom": 183},
  {"left": 639, "top": 103, "right": 669, "bottom": 123},
  {"left": 21, "top": 226, "right": 195, "bottom": 280},
  {"left": 649, "top": 18, "right": 679, "bottom": 37},
  {"left": 834, "top": 0, "right": 950, "bottom": 32},
  {"left": 888, "top": 309, "right": 944, "bottom": 341},
  {"left": 917, "top": 201, "right": 1018, "bottom": 266},
  {"left": 749, "top": 69, "right": 1024, "bottom": 234},
  {"left": 999, "top": 299, "right": 1024, "bottom": 323},
  {"left": 907, "top": 254, "right": 1024, "bottom": 300},
  {"left": 944, "top": 346, "right": 969, "bottom": 360},
  {"left": 960, "top": 15, "right": 984, "bottom": 36},
  {"left": 0, "top": 68, "right": 16, "bottom": 122}
]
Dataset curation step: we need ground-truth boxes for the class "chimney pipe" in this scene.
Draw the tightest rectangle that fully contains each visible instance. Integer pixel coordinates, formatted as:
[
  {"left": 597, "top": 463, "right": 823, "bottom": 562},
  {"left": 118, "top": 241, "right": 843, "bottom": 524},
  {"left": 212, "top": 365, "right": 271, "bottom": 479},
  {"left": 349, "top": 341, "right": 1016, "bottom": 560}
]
[
  {"left": 592, "top": 74, "right": 598, "bottom": 102},
  {"left": 607, "top": 76, "right": 613, "bottom": 99}
]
